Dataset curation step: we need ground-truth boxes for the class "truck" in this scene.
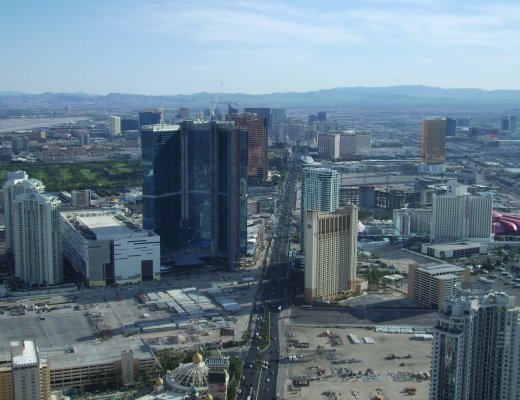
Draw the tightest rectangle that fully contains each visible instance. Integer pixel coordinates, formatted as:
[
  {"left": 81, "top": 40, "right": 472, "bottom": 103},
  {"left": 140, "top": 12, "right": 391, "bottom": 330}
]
[
  {"left": 403, "top": 387, "right": 417, "bottom": 395},
  {"left": 385, "top": 353, "right": 412, "bottom": 360}
]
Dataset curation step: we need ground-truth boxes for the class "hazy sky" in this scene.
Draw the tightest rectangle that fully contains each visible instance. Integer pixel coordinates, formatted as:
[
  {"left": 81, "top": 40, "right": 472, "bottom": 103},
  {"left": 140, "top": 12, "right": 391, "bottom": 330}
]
[{"left": 1, "top": 0, "right": 519, "bottom": 95}]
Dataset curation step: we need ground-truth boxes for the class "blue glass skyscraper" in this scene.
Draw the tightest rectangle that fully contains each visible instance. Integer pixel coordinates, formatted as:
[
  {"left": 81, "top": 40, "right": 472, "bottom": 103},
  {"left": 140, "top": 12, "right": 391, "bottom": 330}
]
[{"left": 141, "top": 121, "right": 247, "bottom": 270}]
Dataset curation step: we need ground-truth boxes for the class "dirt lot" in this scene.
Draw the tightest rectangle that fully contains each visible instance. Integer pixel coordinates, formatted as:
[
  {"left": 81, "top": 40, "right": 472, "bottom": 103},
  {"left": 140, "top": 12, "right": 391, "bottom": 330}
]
[{"left": 279, "top": 324, "right": 432, "bottom": 400}]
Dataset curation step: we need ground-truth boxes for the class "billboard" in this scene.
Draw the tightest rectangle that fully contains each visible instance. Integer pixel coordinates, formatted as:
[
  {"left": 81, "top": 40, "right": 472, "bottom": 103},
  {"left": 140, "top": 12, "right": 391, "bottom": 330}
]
[
  {"left": 220, "top": 328, "right": 235, "bottom": 336},
  {"left": 206, "top": 357, "right": 230, "bottom": 368}
]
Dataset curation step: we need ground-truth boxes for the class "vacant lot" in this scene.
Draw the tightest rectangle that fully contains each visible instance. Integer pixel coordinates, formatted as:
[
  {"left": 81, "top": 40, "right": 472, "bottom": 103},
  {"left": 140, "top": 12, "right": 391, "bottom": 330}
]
[{"left": 279, "top": 324, "right": 432, "bottom": 400}]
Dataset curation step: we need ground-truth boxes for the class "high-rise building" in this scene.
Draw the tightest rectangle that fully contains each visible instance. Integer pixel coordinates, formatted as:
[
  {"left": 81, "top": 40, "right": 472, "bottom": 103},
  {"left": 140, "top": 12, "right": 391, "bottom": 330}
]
[
  {"left": 308, "top": 114, "right": 317, "bottom": 125},
  {"left": 13, "top": 193, "right": 62, "bottom": 285},
  {"left": 393, "top": 209, "right": 411, "bottom": 236},
  {"left": 232, "top": 113, "right": 267, "bottom": 181},
  {"left": 430, "top": 283, "right": 520, "bottom": 400},
  {"left": 108, "top": 116, "right": 121, "bottom": 137},
  {"left": 317, "top": 111, "right": 327, "bottom": 122},
  {"left": 139, "top": 108, "right": 164, "bottom": 127},
  {"left": 446, "top": 117, "right": 456, "bottom": 136},
  {"left": 318, "top": 132, "right": 341, "bottom": 159},
  {"left": 393, "top": 208, "right": 431, "bottom": 236},
  {"left": 457, "top": 118, "right": 471, "bottom": 128},
  {"left": 420, "top": 117, "right": 447, "bottom": 173},
  {"left": 71, "top": 189, "right": 91, "bottom": 207},
  {"left": 408, "top": 263, "right": 470, "bottom": 309},
  {"left": 243, "top": 107, "right": 270, "bottom": 130},
  {"left": 270, "top": 108, "right": 287, "bottom": 127},
  {"left": 11, "top": 136, "right": 28, "bottom": 154},
  {"left": 0, "top": 340, "right": 51, "bottom": 400},
  {"left": 304, "top": 205, "right": 358, "bottom": 303},
  {"left": 3, "top": 172, "right": 45, "bottom": 254},
  {"left": 501, "top": 116, "right": 510, "bottom": 131},
  {"left": 431, "top": 180, "right": 493, "bottom": 242},
  {"left": 120, "top": 350, "right": 135, "bottom": 386},
  {"left": 300, "top": 168, "right": 339, "bottom": 250},
  {"left": 318, "top": 131, "right": 372, "bottom": 160},
  {"left": 121, "top": 118, "right": 140, "bottom": 131},
  {"left": 272, "top": 120, "right": 306, "bottom": 143},
  {"left": 78, "top": 131, "right": 90, "bottom": 147},
  {"left": 178, "top": 107, "right": 190, "bottom": 119},
  {"left": 141, "top": 121, "right": 247, "bottom": 270},
  {"left": 502, "top": 115, "right": 517, "bottom": 133},
  {"left": 315, "top": 121, "right": 339, "bottom": 134}
]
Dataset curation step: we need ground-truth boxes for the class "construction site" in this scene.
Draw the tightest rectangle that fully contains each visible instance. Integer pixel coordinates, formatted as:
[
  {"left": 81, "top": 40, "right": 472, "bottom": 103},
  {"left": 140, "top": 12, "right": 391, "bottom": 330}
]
[{"left": 278, "top": 322, "right": 433, "bottom": 400}]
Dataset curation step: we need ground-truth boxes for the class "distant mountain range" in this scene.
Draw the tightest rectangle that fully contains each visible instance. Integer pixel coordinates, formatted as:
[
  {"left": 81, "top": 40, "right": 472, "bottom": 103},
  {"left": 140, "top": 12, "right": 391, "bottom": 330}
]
[{"left": 1, "top": 86, "right": 520, "bottom": 110}]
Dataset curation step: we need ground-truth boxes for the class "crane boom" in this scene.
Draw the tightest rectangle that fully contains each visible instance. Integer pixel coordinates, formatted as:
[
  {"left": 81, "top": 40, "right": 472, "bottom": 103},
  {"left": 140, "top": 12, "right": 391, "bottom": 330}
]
[{"left": 209, "top": 81, "right": 223, "bottom": 120}]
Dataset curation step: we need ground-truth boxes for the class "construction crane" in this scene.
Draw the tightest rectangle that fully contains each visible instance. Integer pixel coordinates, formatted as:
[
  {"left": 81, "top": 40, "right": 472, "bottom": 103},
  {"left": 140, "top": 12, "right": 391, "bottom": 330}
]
[{"left": 209, "top": 81, "right": 223, "bottom": 120}]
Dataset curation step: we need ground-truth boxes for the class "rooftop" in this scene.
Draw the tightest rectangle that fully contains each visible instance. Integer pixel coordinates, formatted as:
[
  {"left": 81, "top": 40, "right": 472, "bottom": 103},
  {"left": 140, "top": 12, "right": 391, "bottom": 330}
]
[
  {"left": 434, "top": 273, "right": 460, "bottom": 281},
  {"left": 417, "top": 263, "right": 465, "bottom": 275},
  {"left": 39, "top": 338, "right": 154, "bottom": 369},
  {"left": 425, "top": 242, "right": 483, "bottom": 251},
  {"left": 62, "top": 209, "right": 153, "bottom": 241},
  {"left": 10, "top": 340, "right": 39, "bottom": 367},
  {"left": 140, "top": 124, "right": 180, "bottom": 132}
]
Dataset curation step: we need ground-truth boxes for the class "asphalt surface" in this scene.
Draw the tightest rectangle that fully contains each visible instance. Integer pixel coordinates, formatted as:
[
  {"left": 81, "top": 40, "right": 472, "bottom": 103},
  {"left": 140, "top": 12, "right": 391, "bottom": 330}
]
[
  {"left": 289, "top": 307, "right": 437, "bottom": 327},
  {"left": 239, "top": 153, "right": 299, "bottom": 400},
  {"left": 0, "top": 311, "right": 95, "bottom": 350}
]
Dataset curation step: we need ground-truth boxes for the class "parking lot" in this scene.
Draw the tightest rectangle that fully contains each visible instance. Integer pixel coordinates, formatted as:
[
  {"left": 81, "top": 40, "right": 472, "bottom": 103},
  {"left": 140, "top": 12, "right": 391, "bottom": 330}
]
[{"left": 0, "top": 266, "right": 266, "bottom": 352}]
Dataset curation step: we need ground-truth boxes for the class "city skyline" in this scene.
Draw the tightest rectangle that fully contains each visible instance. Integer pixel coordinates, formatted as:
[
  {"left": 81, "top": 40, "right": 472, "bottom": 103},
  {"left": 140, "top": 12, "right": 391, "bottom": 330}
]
[{"left": 1, "top": 0, "right": 520, "bottom": 95}]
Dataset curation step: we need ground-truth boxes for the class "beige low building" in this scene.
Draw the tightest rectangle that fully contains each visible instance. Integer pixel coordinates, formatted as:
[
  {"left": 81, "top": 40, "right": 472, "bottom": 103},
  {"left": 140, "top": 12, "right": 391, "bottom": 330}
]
[
  {"left": 43, "top": 339, "right": 157, "bottom": 390},
  {"left": 408, "top": 263, "right": 471, "bottom": 309},
  {"left": 304, "top": 205, "right": 358, "bottom": 303}
]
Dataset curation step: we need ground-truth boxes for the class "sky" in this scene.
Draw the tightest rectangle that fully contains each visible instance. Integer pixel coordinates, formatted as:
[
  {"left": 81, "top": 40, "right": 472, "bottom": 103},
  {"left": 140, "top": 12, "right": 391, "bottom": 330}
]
[{"left": 1, "top": 0, "right": 519, "bottom": 95}]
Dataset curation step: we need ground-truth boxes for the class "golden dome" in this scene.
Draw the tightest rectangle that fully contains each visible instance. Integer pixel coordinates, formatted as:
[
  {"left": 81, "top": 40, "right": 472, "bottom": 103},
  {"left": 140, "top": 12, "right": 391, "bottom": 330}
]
[
  {"left": 205, "top": 394, "right": 213, "bottom": 400},
  {"left": 155, "top": 377, "right": 164, "bottom": 386},
  {"left": 192, "top": 352, "right": 203, "bottom": 364}
]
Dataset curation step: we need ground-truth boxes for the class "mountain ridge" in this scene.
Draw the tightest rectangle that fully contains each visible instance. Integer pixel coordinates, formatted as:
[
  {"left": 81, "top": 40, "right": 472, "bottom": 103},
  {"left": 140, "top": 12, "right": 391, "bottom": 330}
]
[{"left": 1, "top": 85, "right": 520, "bottom": 109}]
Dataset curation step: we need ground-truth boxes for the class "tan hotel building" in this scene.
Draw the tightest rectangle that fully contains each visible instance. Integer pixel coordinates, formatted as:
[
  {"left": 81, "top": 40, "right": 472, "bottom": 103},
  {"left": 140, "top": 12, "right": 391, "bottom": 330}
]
[{"left": 304, "top": 205, "right": 358, "bottom": 303}]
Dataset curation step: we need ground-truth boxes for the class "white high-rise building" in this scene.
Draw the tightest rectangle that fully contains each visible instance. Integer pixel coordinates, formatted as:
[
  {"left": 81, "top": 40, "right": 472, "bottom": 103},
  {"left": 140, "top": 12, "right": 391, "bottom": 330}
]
[
  {"left": 300, "top": 167, "right": 339, "bottom": 250},
  {"left": 2, "top": 171, "right": 45, "bottom": 253},
  {"left": 304, "top": 205, "right": 358, "bottom": 303},
  {"left": 109, "top": 115, "right": 121, "bottom": 137},
  {"left": 13, "top": 193, "right": 62, "bottom": 285},
  {"left": 431, "top": 180, "right": 492, "bottom": 242},
  {"left": 430, "top": 283, "right": 520, "bottom": 400}
]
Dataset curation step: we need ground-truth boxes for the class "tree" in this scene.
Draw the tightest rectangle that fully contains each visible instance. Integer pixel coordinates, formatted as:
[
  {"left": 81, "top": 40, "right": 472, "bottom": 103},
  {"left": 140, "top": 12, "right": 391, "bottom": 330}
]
[
  {"left": 364, "top": 268, "right": 386, "bottom": 289},
  {"left": 482, "top": 258, "right": 493, "bottom": 271}
]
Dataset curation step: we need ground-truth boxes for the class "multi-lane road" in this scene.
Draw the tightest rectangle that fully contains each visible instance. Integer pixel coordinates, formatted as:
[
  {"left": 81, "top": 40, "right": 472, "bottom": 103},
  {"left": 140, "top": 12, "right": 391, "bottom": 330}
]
[{"left": 238, "top": 151, "right": 299, "bottom": 400}]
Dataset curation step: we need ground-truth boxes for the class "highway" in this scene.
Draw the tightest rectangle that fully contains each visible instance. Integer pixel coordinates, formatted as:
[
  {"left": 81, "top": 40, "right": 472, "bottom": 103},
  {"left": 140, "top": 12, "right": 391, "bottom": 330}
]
[{"left": 238, "top": 150, "right": 299, "bottom": 400}]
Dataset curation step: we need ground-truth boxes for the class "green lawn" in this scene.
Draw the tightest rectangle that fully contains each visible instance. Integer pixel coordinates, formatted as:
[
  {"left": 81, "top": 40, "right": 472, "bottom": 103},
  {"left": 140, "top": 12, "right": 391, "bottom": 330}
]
[{"left": 0, "top": 161, "right": 142, "bottom": 194}]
